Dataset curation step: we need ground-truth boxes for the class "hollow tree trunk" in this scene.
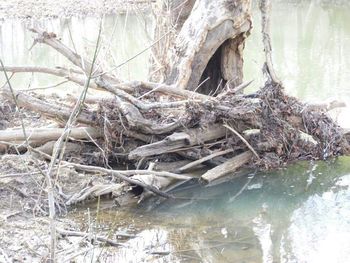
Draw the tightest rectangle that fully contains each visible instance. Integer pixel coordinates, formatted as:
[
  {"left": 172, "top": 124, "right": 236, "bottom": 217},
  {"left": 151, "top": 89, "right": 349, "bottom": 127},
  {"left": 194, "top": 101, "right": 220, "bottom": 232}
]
[
  {"left": 152, "top": 0, "right": 252, "bottom": 94},
  {"left": 150, "top": 0, "right": 196, "bottom": 82}
]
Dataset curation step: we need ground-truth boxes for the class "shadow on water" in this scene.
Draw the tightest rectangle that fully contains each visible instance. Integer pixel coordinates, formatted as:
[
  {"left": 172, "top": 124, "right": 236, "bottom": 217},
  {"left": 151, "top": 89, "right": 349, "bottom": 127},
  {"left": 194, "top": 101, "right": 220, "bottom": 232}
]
[{"left": 70, "top": 157, "right": 350, "bottom": 262}]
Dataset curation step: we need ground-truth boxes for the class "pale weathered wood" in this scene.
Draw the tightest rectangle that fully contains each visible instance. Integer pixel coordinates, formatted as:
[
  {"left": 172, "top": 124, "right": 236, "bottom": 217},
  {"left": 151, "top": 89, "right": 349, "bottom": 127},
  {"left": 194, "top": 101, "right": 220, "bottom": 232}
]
[
  {"left": 305, "top": 100, "right": 346, "bottom": 112},
  {"left": 1, "top": 86, "right": 96, "bottom": 125},
  {"left": 164, "top": 0, "right": 252, "bottom": 91},
  {"left": 0, "top": 66, "right": 95, "bottom": 89},
  {"left": 201, "top": 151, "right": 253, "bottom": 183},
  {"left": 113, "top": 80, "right": 212, "bottom": 100},
  {"left": 114, "top": 96, "right": 181, "bottom": 135},
  {"left": 150, "top": 0, "right": 196, "bottom": 82},
  {"left": 30, "top": 29, "right": 101, "bottom": 76},
  {"left": 176, "top": 149, "right": 233, "bottom": 173},
  {"left": 0, "top": 127, "right": 101, "bottom": 143},
  {"left": 259, "top": 0, "right": 281, "bottom": 85},
  {"left": 56, "top": 228, "right": 124, "bottom": 247},
  {"left": 128, "top": 125, "right": 227, "bottom": 159}
]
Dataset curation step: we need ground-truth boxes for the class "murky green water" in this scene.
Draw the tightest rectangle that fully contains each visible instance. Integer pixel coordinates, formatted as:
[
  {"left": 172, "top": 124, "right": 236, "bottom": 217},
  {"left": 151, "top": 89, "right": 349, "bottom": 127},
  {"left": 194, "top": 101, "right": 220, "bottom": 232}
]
[
  {"left": 244, "top": 1, "right": 350, "bottom": 128},
  {"left": 1, "top": 1, "right": 350, "bottom": 262},
  {"left": 71, "top": 157, "right": 350, "bottom": 262},
  {"left": 1, "top": 1, "right": 349, "bottom": 126},
  {"left": 0, "top": 14, "right": 154, "bottom": 96}
]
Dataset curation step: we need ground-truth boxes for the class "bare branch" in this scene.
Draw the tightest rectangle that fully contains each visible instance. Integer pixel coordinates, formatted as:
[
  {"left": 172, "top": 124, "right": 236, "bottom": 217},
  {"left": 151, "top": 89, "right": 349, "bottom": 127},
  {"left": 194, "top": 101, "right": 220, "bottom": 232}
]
[
  {"left": 1, "top": 87, "right": 96, "bottom": 125},
  {"left": 259, "top": 0, "right": 281, "bottom": 85},
  {"left": 0, "top": 66, "right": 98, "bottom": 89}
]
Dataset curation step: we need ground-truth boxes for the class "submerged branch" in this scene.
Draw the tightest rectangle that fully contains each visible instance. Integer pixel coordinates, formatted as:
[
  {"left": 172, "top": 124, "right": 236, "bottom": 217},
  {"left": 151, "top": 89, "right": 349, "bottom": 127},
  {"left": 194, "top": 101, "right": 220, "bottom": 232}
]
[{"left": 56, "top": 228, "right": 124, "bottom": 247}]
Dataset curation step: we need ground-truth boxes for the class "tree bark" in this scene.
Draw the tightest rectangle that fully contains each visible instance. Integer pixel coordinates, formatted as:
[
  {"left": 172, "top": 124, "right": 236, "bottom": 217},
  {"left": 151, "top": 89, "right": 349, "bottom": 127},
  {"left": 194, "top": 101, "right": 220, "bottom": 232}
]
[
  {"left": 1, "top": 0, "right": 348, "bottom": 206},
  {"left": 160, "top": 0, "right": 252, "bottom": 94},
  {"left": 149, "top": 0, "right": 196, "bottom": 82}
]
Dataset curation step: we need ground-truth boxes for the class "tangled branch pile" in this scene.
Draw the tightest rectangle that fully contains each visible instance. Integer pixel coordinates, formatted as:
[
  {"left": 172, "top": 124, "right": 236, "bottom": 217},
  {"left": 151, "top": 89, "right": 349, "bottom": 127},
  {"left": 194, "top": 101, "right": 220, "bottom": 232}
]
[{"left": 0, "top": 0, "right": 349, "bottom": 209}]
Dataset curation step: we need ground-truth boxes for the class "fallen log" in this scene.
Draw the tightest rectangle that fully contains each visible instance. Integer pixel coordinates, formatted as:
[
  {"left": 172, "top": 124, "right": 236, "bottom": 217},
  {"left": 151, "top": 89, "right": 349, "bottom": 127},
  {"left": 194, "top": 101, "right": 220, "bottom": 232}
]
[
  {"left": 0, "top": 127, "right": 101, "bottom": 143},
  {"left": 0, "top": 66, "right": 95, "bottom": 89},
  {"left": 1, "top": 86, "right": 96, "bottom": 125},
  {"left": 0, "top": 0, "right": 349, "bottom": 216},
  {"left": 176, "top": 149, "right": 233, "bottom": 173},
  {"left": 201, "top": 151, "right": 253, "bottom": 183},
  {"left": 128, "top": 124, "right": 227, "bottom": 159}
]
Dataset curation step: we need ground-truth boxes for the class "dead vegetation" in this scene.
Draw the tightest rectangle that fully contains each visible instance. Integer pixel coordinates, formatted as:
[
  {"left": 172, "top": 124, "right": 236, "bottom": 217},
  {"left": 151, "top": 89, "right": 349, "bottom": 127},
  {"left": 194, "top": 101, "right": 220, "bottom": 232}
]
[
  {"left": 0, "top": 0, "right": 349, "bottom": 260},
  {"left": 0, "top": 0, "right": 349, "bottom": 207}
]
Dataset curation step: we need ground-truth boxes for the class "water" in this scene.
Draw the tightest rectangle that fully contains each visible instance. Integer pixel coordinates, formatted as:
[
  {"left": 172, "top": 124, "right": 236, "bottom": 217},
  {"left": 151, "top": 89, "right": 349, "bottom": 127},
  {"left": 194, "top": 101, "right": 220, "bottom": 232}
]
[
  {"left": 71, "top": 157, "right": 350, "bottom": 262},
  {"left": 1, "top": 1, "right": 349, "bottom": 126},
  {"left": 1, "top": 1, "right": 350, "bottom": 262},
  {"left": 0, "top": 14, "right": 154, "bottom": 96},
  {"left": 244, "top": 1, "right": 350, "bottom": 128}
]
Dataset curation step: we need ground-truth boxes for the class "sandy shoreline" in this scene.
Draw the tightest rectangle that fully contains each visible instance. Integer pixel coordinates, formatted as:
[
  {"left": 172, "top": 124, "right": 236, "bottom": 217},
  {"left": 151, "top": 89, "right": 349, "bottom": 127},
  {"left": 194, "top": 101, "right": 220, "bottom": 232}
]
[{"left": 0, "top": 0, "right": 151, "bottom": 20}]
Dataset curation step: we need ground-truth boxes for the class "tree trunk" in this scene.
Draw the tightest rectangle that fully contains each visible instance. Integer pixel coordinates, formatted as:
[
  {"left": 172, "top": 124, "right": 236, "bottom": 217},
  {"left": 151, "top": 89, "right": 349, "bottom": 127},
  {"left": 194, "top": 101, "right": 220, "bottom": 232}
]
[
  {"left": 1, "top": 0, "right": 349, "bottom": 211},
  {"left": 150, "top": 0, "right": 196, "bottom": 82},
  {"left": 152, "top": 0, "right": 252, "bottom": 94}
]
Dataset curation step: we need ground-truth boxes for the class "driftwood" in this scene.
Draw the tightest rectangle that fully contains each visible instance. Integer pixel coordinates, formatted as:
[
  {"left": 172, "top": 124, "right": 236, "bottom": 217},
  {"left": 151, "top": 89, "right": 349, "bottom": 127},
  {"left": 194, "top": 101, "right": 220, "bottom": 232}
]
[
  {"left": 1, "top": 87, "right": 96, "bottom": 125},
  {"left": 162, "top": 0, "right": 252, "bottom": 93},
  {"left": 176, "top": 149, "right": 233, "bottom": 173},
  {"left": 201, "top": 151, "right": 253, "bottom": 183},
  {"left": 56, "top": 228, "right": 124, "bottom": 247},
  {"left": 0, "top": 127, "right": 101, "bottom": 143},
  {"left": 0, "top": 0, "right": 349, "bottom": 215},
  {"left": 128, "top": 125, "right": 227, "bottom": 159}
]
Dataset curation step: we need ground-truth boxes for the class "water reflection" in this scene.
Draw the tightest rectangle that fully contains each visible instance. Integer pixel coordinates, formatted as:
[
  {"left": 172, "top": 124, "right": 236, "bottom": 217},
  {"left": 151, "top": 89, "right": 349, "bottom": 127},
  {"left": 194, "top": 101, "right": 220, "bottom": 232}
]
[
  {"left": 1, "top": 1, "right": 349, "bottom": 127},
  {"left": 280, "top": 175, "right": 350, "bottom": 263},
  {"left": 0, "top": 14, "right": 153, "bottom": 96},
  {"left": 1, "top": 1, "right": 350, "bottom": 262},
  {"left": 244, "top": 1, "right": 350, "bottom": 127},
  {"left": 67, "top": 157, "right": 350, "bottom": 262}
]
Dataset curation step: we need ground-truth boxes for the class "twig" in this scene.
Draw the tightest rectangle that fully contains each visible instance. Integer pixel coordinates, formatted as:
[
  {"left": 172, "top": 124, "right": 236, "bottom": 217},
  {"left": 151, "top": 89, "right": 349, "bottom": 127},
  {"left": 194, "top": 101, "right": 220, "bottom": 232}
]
[
  {"left": 176, "top": 149, "right": 233, "bottom": 173},
  {"left": 0, "top": 66, "right": 95, "bottom": 88},
  {"left": 223, "top": 124, "right": 260, "bottom": 160},
  {"left": 0, "top": 60, "right": 29, "bottom": 146},
  {"left": 232, "top": 79, "right": 254, "bottom": 94},
  {"left": 96, "top": 77, "right": 193, "bottom": 111},
  {"left": 0, "top": 72, "right": 14, "bottom": 89},
  {"left": 56, "top": 228, "right": 124, "bottom": 247},
  {"left": 131, "top": 80, "right": 211, "bottom": 100},
  {"left": 19, "top": 80, "right": 70, "bottom": 91},
  {"left": 29, "top": 28, "right": 101, "bottom": 77},
  {"left": 259, "top": 0, "right": 281, "bottom": 85},
  {"left": 42, "top": 20, "right": 103, "bottom": 262},
  {"left": 228, "top": 173, "right": 255, "bottom": 202},
  {"left": 97, "top": 29, "right": 172, "bottom": 78}
]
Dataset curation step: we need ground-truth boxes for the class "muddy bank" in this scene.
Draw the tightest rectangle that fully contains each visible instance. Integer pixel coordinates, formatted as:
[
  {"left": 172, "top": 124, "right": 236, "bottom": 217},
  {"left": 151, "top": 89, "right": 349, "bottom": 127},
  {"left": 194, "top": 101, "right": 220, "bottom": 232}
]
[
  {"left": 0, "top": 0, "right": 151, "bottom": 20},
  {"left": 0, "top": 153, "right": 124, "bottom": 261}
]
